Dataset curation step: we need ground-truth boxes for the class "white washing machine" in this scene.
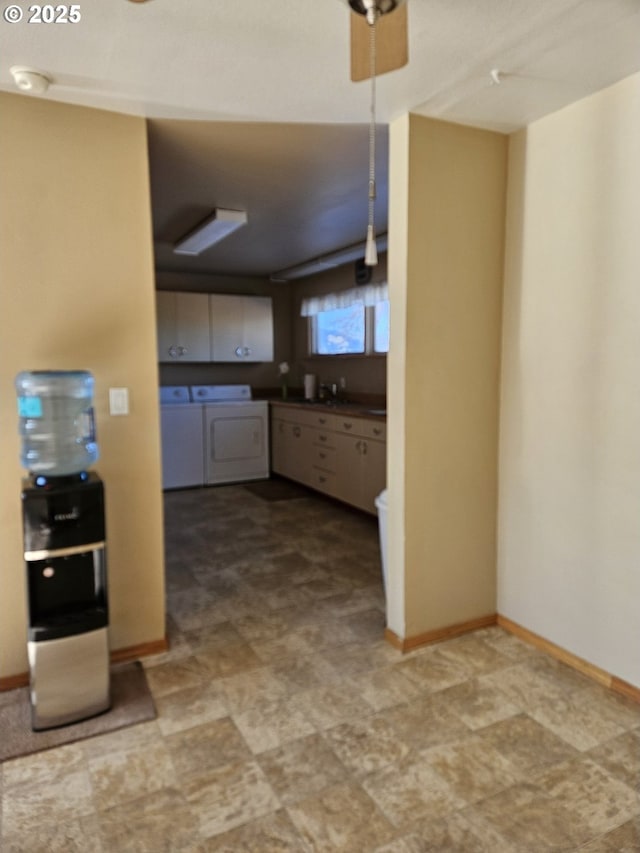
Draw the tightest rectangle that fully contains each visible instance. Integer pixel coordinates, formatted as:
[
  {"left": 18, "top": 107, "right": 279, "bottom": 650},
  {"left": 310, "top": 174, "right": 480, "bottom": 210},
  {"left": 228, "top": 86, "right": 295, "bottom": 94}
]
[
  {"left": 159, "top": 386, "right": 204, "bottom": 489},
  {"left": 191, "top": 385, "right": 269, "bottom": 485}
]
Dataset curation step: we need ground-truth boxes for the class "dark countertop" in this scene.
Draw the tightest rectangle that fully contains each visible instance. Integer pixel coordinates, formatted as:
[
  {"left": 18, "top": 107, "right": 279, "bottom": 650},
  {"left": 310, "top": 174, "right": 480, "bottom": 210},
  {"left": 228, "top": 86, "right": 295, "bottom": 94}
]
[{"left": 269, "top": 397, "right": 387, "bottom": 420}]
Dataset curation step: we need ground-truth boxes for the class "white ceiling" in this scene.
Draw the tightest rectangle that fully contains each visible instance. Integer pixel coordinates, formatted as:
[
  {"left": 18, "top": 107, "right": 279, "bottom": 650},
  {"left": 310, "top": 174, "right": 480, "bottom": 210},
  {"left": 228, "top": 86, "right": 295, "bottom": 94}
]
[{"left": 2, "top": 0, "right": 639, "bottom": 277}]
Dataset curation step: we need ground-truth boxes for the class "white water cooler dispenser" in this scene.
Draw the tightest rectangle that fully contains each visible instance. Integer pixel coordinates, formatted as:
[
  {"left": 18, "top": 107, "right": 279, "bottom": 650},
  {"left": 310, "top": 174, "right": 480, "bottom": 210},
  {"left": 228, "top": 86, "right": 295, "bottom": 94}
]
[{"left": 16, "top": 370, "right": 110, "bottom": 730}]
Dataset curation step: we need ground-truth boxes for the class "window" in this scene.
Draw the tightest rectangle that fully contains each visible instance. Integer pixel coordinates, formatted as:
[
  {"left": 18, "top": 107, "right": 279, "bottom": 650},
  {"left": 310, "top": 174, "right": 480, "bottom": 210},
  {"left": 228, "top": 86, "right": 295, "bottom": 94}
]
[
  {"left": 308, "top": 301, "right": 389, "bottom": 356},
  {"left": 314, "top": 305, "right": 365, "bottom": 355},
  {"left": 302, "top": 283, "right": 389, "bottom": 356},
  {"left": 374, "top": 299, "right": 389, "bottom": 353}
]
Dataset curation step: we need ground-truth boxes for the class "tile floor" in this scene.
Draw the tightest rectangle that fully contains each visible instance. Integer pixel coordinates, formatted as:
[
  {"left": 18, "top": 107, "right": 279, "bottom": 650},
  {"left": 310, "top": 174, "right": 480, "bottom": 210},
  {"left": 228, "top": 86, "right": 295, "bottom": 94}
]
[{"left": 1, "top": 483, "right": 639, "bottom": 851}]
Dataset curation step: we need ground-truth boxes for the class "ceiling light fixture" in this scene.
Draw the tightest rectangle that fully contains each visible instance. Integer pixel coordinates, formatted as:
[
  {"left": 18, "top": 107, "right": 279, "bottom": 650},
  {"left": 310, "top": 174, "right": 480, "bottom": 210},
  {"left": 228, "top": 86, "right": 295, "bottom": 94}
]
[
  {"left": 173, "top": 208, "right": 248, "bottom": 255},
  {"left": 10, "top": 66, "right": 51, "bottom": 95},
  {"left": 270, "top": 233, "right": 388, "bottom": 282}
]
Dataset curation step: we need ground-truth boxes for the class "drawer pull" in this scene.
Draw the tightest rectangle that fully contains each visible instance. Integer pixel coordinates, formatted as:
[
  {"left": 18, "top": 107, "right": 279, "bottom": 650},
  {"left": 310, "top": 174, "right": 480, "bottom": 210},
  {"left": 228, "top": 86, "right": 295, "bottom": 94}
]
[
  {"left": 343, "top": 422, "right": 353, "bottom": 430},
  {"left": 293, "top": 426, "right": 301, "bottom": 438},
  {"left": 319, "top": 417, "right": 326, "bottom": 424},
  {"left": 319, "top": 475, "right": 326, "bottom": 483},
  {"left": 319, "top": 434, "right": 327, "bottom": 442},
  {"left": 373, "top": 427, "right": 382, "bottom": 436}
]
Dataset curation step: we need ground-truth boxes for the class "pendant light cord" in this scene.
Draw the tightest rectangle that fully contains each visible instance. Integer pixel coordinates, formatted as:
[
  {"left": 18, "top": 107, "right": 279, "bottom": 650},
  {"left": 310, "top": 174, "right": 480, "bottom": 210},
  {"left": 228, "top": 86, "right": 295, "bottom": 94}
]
[
  {"left": 366, "top": 12, "right": 378, "bottom": 265},
  {"left": 369, "top": 17, "right": 376, "bottom": 234}
]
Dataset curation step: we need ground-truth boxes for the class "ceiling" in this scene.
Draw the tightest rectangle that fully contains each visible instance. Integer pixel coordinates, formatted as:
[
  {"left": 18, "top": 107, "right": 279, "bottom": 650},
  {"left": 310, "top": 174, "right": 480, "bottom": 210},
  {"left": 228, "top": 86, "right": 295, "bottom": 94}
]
[{"left": 2, "top": 0, "right": 639, "bottom": 278}]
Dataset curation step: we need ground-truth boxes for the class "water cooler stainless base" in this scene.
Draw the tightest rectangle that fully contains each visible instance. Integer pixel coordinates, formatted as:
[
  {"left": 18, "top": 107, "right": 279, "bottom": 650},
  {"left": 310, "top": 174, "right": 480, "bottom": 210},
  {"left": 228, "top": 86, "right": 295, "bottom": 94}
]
[{"left": 28, "top": 626, "right": 110, "bottom": 730}]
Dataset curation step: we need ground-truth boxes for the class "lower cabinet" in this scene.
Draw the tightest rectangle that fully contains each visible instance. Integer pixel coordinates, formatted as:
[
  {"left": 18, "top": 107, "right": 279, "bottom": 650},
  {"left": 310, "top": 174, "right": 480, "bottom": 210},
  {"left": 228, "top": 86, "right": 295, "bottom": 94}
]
[
  {"left": 308, "top": 431, "right": 338, "bottom": 497},
  {"left": 271, "top": 404, "right": 385, "bottom": 514},
  {"left": 272, "top": 418, "right": 310, "bottom": 483},
  {"left": 334, "top": 433, "right": 386, "bottom": 513}
]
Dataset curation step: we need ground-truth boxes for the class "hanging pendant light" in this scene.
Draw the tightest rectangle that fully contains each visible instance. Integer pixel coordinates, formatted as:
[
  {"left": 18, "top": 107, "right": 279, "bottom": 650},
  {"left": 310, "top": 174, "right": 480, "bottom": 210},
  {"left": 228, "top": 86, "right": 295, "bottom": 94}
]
[
  {"left": 349, "top": 0, "right": 407, "bottom": 267},
  {"left": 364, "top": 2, "right": 378, "bottom": 266}
]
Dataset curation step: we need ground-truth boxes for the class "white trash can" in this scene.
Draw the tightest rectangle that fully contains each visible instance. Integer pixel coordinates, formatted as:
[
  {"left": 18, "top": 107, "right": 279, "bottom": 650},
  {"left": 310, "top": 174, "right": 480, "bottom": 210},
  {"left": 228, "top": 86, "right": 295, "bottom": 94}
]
[{"left": 374, "top": 489, "right": 388, "bottom": 597}]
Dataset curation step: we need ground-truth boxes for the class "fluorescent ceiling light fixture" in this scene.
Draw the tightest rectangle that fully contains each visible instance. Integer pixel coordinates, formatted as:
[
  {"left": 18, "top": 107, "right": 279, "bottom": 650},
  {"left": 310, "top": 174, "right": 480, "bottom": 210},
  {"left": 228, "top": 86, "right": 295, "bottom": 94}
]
[
  {"left": 270, "top": 233, "right": 388, "bottom": 282},
  {"left": 173, "top": 208, "right": 248, "bottom": 255}
]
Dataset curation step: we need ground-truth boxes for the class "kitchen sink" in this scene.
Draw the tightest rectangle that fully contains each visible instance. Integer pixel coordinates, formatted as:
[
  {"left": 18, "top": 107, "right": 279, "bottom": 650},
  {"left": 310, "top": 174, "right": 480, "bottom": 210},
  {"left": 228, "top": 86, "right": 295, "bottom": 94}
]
[
  {"left": 323, "top": 401, "right": 387, "bottom": 416},
  {"left": 276, "top": 397, "right": 386, "bottom": 417}
]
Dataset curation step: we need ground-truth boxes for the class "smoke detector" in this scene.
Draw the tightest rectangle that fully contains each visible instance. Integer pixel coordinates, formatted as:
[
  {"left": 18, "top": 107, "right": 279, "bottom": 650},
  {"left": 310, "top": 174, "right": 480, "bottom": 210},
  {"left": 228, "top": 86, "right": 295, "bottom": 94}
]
[{"left": 10, "top": 66, "right": 51, "bottom": 95}]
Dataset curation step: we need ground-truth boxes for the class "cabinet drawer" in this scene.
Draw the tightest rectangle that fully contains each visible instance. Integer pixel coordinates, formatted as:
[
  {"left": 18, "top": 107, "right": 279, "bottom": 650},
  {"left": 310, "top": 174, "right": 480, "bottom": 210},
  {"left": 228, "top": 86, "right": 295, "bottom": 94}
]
[
  {"left": 309, "top": 468, "right": 336, "bottom": 494},
  {"left": 336, "top": 417, "right": 386, "bottom": 441},
  {"left": 293, "top": 409, "right": 338, "bottom": 430},
  {"left": 312, "top": 428, "right": 336, "bottom": 449},
  {"left": 312, "top": 445, "right": 336, "bottom": 473}
]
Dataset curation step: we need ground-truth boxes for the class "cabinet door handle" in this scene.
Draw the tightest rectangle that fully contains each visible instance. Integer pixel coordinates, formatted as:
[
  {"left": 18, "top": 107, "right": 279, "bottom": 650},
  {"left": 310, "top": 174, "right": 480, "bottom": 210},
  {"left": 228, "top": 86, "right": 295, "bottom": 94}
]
[
  {"left": 293, "top": 426, "right": 301, "bottom": 438},
  {"left": 244, "top": 347, "right": 251, "bottom": 357},
  {"left": 362, "top": 441, "right": 368, "bottom": 455},
  {"left": 168, "top": 345, "right": 179, "bottom": 359},
  {"left": 235, "top": 346, "right": 244, "bottom": 358},
  {"left": 178, "top": 346, "right": 187, "bottom": 357},
  {"left": 355, "top": 440, "right": 362, "bottom": 452}
]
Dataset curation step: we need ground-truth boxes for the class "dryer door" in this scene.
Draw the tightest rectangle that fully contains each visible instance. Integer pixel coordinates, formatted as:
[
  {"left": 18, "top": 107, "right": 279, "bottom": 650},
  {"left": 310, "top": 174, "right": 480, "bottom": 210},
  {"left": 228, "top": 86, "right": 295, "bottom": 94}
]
[{"left": 205, "top": 403, "right": 269, "bottom": 484}]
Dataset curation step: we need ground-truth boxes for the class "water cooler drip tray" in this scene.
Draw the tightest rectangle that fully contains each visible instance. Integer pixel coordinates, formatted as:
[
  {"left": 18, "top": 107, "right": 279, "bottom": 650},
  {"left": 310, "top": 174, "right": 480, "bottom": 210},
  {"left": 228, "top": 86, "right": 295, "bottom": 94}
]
[{"left": 28, "top": 626, "right": 110, "bottom": 730}]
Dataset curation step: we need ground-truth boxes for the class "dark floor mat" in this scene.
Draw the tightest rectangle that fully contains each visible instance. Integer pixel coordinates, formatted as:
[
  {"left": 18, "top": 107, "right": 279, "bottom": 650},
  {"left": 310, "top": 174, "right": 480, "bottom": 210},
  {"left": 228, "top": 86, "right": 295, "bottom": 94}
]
[
  {"left": 0, "top": 661, "right": 156, "bottom": 762},
  {"left": 242, "top": 477, "right": 314, "bottom": 502}
]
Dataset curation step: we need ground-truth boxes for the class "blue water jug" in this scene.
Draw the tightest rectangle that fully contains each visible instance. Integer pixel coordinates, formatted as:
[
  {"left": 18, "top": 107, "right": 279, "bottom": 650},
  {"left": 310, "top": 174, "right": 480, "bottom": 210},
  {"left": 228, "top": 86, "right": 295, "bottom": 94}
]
[{"left": 15, "top": 370, "right": 99, "bottom": 476}]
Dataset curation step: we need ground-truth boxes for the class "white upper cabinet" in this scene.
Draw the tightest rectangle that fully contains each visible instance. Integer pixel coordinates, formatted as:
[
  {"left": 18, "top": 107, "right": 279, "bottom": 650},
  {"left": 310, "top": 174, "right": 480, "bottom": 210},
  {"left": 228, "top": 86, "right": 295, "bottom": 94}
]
[
  {"left": 156, "top": 291, "right": 211, "bottom": 362},
  {"left": 156, "top": 291, "right": 274, "bottom": 364},
  {"left": 209, "top": 294, "right": 274, "bottom": 362}
]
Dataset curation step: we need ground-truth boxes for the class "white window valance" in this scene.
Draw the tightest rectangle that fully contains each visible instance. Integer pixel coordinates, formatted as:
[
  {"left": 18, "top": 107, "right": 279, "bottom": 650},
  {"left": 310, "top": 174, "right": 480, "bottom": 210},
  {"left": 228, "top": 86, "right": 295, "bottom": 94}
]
[{"left": 300, "top": 282, "right": 388, "bottom": 317}]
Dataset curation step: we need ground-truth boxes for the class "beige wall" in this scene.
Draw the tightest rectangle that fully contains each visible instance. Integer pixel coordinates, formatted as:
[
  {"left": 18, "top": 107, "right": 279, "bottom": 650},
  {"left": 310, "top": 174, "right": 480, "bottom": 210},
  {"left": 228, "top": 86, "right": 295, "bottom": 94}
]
[
  {"left": 0, "top": 94, "right": 165, "bottom": 681},
  {"left": 498, "top": 73, "right": 640, "bottom": 687},
  {"left": 386, "top": 115, "right": 410, "bottom": 636},
  {"left": 388, "top": 114, "right": 507, "bottom": 638}
]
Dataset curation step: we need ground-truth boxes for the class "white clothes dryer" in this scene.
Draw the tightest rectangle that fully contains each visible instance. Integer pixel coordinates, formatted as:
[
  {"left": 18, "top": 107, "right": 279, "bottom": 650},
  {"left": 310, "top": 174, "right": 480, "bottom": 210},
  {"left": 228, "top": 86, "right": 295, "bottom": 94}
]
[{"left": 191, "top": 385, "right": 269, "bottom": 485}]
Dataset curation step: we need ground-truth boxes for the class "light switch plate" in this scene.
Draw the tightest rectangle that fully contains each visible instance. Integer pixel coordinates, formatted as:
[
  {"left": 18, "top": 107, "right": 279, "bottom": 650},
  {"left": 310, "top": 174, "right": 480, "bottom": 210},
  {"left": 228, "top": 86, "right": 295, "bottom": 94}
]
[{"left": 109, "top": 387, "right": 129, "bottom": 416}]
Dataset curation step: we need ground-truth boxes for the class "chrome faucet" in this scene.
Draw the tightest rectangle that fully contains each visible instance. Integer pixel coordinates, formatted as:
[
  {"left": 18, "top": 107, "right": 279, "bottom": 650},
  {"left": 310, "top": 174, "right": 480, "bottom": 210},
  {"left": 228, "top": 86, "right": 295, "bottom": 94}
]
[{"left": 319, "top": 382, "right": 338, "bottom": 400}]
